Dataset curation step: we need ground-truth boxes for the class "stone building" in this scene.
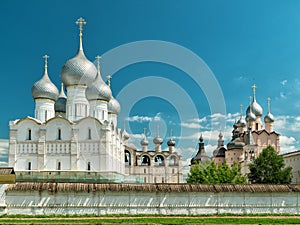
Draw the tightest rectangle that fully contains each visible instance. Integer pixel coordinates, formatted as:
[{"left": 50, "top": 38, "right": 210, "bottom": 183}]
[
  {"left": 282, "top": 151, "right": 300, "bottom": 184},
  {"left": 125, "top": 131, "right": 183, "bottom": 183},
  {"left": 8, "top": 17, "right": 183, "bottom": 183}
]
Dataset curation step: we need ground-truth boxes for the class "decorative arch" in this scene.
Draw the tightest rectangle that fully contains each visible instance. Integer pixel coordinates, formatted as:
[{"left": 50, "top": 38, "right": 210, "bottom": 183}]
[
  {"left": 154, "top": 154, "right": 165, "bottom": 166},
  {"left": 168, "top": 155, "right": 178, "bottom": 166},
  {"left": 141, "top": 154, "right": 151, "bottom": 166},
  {"left": 125, "top": 150, "right": 131, "bottom": 166}
]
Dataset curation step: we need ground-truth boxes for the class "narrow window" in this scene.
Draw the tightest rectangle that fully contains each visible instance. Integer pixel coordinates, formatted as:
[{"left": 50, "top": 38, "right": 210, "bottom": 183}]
[
  {"left": 28, "top": 129, "right": 32, "bottom": 140},
  {"left": 256, "top": 123, "right": 258, "bottom": 130},
  {"left": 144, "top": 168, "right": 146, "bottom": 174},
  {"left": 45, "top": 110, "right": 48, "bottom": 121},
  {"left": 57, "top": 162, "right": 61, "bottom": 170},
  {"left": 102, "top": 111, "right": 105, "bottom": 120},
  {"left": 88, "top": 128, "right": 92, "bottom": 140},
  {"left": 162, "top": 177, "right": 164, "bottom": 183},
  {"left": 154, "top": 177, "right": 157, "bottom": 183},
  {"left": 58, "top": 128, "right": 61, "bottom": 140},
  {"left": 144, "top": 177, "right": 146, "bottom": 183},
  {"left": 172, "top": 169, "right": 175, "bottom": 174},
  {"left": 87, "top": 162, "right": 91, "bottom": 171},
  {"left": 28, "top": 162, "right": 31, "bottom": 174}
]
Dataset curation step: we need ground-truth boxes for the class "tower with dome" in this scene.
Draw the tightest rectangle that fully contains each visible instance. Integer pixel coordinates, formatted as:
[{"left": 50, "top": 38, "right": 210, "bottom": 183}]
[
  {"left": 8, "top": 18, "right": 129, "bottom": 182},
  {"left": 191, "top": 85, "right": 280, "bottom": 175}
]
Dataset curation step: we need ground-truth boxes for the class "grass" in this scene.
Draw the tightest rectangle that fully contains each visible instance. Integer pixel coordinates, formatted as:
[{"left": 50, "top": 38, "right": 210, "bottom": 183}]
[{"left": 0, "top": 215, "right": 300, "bottom": 224}]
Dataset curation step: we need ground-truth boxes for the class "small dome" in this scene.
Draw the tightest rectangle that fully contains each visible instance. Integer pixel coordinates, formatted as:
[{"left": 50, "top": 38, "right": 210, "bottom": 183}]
[
  {"left": 140, "top": 138, "right": 149, "bottom": 146},
  {"left": 54, "top": 83, "right": 67, "bottom": 113},
  {"left": 60, "top": 50, "right": 97, "bottom": 86},
  {"left": 213, "top": 147, "right": 226, "bottom": 157},
  {"left": 108, "top": 97, "right": 121, "bottom": 115},
  {"left": 32, "top": 68, "right": 59, "bottom": 101},
  {"left": 264, "top": 112, "right": 275, "bottom": 123},
  {"left": 86, "top": 74, "right": 112, "bottom": 101},
  {"left": 246, "top": 106, "right": 256, "bottom": 122},
  {"left": 227, "top": 138, "right": 245, "bottom": 150},
  {"left": 237, "top": 117, "right": 246, "bottom": 127},
  {"left": 167, "top": 138, "right": 176, "bottom": 146},
  {"left": 153, "top": 136, "right": 163, "bottom": 145}
]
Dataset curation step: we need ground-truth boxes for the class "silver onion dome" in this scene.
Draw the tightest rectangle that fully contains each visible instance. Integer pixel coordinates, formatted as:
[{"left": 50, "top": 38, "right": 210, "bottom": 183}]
[
  {"left": 153, "top": 136, "right": 163, "bottom": 145},
  {"left": 86, "top": 74, "right": 112, "bottom": 101},
  {"left": 55, "top": 83, "right": 67, "bottom": 113},
  {"left": 252, "top": 100, "right": 263, "bottom": 117},
  {"left": 61, "top": 49, "right": 97, "bottom": 86},
  {"left": 108, "top": 97, "right": 121, "bottom": 115},
  {"left": 140, "top": 138, "right": 149, "bottom": 146},
  {"left": 237, "top": 117, "right": 246, "bottom": 127},
  {"left": 32, "top": 56, "right": 59, "bottom": 101},
  {"left": 167, "top": 138, "right": 176, "bottom": 146},
  {"left": 246, "top": 103, "right": 256, "bottom": 122},
  {"left": 264, "top": 112, "right": 275, "bottom": 123}
]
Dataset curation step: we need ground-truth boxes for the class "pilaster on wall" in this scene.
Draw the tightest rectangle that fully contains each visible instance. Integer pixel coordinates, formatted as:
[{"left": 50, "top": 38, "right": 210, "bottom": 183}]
[
  {"left": 70, "top": 128, "right": 79, "bottom": 171},
  {"left": 37, "top": 128, "right": 46, "bottom": 170}
]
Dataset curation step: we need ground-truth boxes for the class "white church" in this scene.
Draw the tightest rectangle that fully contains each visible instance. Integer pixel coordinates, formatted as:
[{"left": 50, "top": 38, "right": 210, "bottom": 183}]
[
  {"left": 7, "top": 17, "right": 183, "bottom": 183},
  {"left": 8, "top": 18, "right": 129, "bottom": 181}
]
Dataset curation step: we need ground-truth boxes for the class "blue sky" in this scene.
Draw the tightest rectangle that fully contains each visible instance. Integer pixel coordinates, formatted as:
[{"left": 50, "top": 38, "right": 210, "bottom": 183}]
[{"left": 1, "top": 0, "right": 300, "bottom": 172}]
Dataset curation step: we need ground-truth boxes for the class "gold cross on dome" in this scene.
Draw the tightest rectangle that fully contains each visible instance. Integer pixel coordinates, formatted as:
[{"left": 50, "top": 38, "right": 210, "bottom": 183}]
[
  {"left": 251, "top": 84, "right": 257, "bottom": 98},
  {"left": 143, "top": 128, "right": 147, "bottom": 137},
  {"left": 267, "top": 97, "right": 271, "bottom": 112},
  {"left": 76, "top": 17, "right": 87, "bottom": 32},
  {"left": 170, "top": 128, "right": 173, "bottom": 138},
  {"left": 42, "top": 54, "right": 49, "bottom": 68}
]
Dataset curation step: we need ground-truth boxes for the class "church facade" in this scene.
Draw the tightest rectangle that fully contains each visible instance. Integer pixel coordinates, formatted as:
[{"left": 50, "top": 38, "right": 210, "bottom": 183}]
[
  {"left": 191, "top": 86, "right": 280, "bottom": 175},
  {"left": 125, "top": 132, "right": 183, "bottom": 183},
  {"left": 8, "top": 18, "right": 182, "bottom": 183}
]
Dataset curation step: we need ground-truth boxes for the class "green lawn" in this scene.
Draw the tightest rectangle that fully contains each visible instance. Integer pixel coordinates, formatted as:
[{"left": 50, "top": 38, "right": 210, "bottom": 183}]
[{"left": 0, "top": 215, "right": 300, "bottom": 224}]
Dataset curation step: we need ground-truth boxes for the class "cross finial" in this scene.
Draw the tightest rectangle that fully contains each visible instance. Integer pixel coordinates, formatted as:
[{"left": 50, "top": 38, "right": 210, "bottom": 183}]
[
  {"left": 42, "top": 55, "right": 49, "bottom": 74},
  {"left": 251, "top": 84, "right": 257, "bottom": 100},
  {"left": 107, "top": 75, "right": 112, "bottom": 87},
  {"left": 75, "top": 17, "right": 87, "bottom": 50},
  {"left": 95, "top": 55, "right": 101, "bottom": 73},
  {"left": 267, "top": 97, "right": 271, "bottom": 113},
  {"left": 143, "top": 128, "right": 147, "bottom": 139},
  {"left": 157, "top": 125, "right": 160, "bottom": 137},
  {"left": 170, "top": 128, "right": 173, "bottom": 139}
]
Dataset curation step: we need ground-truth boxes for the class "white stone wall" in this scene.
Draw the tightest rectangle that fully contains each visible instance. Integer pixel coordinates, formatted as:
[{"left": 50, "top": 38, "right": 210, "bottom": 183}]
[{"left": 3, "top": 189, "right": 300, "bottom": 215}]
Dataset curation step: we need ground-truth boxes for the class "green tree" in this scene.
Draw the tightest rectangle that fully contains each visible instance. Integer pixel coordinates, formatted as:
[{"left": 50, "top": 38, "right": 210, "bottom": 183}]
[
  {"left": 187, "top": 161, "right": 246, "bottom": 184},
  {"left": 248, "top": 146, "right": 292, "bottom": 184}
]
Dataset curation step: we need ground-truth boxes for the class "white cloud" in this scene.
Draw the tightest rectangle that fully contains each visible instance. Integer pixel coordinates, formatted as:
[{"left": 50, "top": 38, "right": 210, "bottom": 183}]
[
  {"left": 181, "top": 122, "right": 202, "bottom": 129},
  {"left": 281, "top": 80, "right": 287, "bottom": 86},
  {"left": 126, "top": 115, "right": 153, "bottom": 122}
]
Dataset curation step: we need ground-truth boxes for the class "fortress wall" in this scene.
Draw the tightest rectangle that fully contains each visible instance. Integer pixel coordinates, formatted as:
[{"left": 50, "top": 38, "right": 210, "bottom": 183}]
[{"left": 2, "top": 183, "right": 300, "bottom": 215}]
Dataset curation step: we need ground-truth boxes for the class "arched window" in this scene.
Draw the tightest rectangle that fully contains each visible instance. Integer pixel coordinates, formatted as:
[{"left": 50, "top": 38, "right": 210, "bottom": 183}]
[
  {"left": 28, "top": 162, "right": 31, "bottom": 174},
  {"left": 169, "top": 155, "right": 177, "bottom": 166},
  {"left": 141, "top": 155, "right": 150, "bottom": 166},
  {"left": 88, "top": 128, "right": 92, "bottom": 140},
  {"left": 125, "top": 150, "right": 131, "bottom": 166},
  {"left": 155, "top": 155, "right": 165, "bottom": 166},
  {"left": 27, "top": 129, "right": 32, "bottom": 140},
  {"left": 58, "top": 128, "right": 61, "bottom": 140}
]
